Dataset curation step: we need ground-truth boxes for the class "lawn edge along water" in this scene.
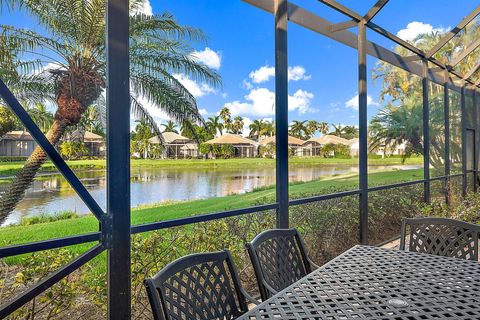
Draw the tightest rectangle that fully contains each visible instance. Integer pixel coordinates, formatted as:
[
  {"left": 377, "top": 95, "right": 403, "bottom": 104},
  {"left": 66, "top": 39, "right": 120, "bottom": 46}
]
[
  {"left": 0, "top": 168, "right": 424, "bottom": 254},
  {"left": 0, "top": 156, "right": 423, "bottom": 177}
]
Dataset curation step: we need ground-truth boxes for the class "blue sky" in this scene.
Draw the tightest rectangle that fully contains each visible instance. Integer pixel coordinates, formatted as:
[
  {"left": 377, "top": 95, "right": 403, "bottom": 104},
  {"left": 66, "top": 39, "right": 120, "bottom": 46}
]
[{"left": 2, "top": 0, "right": 479, "bottom": 134}]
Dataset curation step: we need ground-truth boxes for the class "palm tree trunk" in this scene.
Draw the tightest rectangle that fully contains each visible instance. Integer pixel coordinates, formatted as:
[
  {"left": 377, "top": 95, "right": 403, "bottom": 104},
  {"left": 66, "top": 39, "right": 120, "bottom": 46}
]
[{"left": 0, "top": 119, "right": 68, "bottom": 222}]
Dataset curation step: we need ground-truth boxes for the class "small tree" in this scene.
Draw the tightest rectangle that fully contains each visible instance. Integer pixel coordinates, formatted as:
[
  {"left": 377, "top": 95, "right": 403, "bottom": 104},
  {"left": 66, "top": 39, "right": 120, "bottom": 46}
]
[
  {"left": 0, "top": 106, "right": 17, "bottom": 137},
  {"left": 59, "top": 141, "right": 88, "bottom": 160},
  {"left": 220, "top": 144, "right": 234, "bottom": 159}
]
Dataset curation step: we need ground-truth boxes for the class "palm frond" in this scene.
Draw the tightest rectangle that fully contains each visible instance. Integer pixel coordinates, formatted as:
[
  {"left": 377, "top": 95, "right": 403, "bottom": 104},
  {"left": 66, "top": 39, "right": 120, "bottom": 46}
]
[{"left": 130, "top": 95, "right": 165, "bottom": 146}]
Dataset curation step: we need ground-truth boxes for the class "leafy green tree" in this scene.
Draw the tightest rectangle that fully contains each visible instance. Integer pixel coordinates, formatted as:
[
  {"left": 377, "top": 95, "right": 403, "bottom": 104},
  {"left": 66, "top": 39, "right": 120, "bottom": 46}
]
[
  {"left": 0, "top": 0, "right": 220, "bottom": 218},
  {"left": 0, "top": 106, "right": 17, "bottom": 136},
  {"left": 370, "top": 26, "right": 479, "bottom": 169},
  {"left": 132, "top": 119, "right": 155, "bottom": 159},
  {"left": 219, "top": 144, "right": 234, "bottom": 158},
  {"left": 59, "top": 141, "right": 88, "bottom": 160}
]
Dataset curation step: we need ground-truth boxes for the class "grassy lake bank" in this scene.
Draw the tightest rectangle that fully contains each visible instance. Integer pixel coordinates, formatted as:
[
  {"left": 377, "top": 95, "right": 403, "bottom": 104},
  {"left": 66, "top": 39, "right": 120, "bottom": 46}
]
[{"left": 0, "top": 167, "right": 424, "bottom": 262}]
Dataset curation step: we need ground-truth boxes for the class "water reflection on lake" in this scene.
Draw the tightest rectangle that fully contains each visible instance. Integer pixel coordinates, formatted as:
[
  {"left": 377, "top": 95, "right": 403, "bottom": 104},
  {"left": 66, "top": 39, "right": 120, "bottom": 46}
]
[{"left": 1, "top": 164, "right": 419, "bottom": 225}]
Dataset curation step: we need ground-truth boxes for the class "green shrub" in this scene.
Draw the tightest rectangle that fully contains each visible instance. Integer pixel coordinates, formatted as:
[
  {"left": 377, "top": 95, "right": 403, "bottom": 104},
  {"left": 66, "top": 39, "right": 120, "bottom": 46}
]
[
  {"left": 19, "top": 211, "right": 79, "bottom": 226},
  {"left": 3, "top": 190, "right": 480, "bottom": 319}
]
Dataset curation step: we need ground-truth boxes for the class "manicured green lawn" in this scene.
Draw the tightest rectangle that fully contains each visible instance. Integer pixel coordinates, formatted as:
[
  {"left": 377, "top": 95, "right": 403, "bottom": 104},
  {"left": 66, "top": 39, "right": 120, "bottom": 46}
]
[
  {"left": 0, "top": 156, "right": 423, "bottom": 177},
  {"left": 0, "top": 168, "right": 424, "bottom": 257}
]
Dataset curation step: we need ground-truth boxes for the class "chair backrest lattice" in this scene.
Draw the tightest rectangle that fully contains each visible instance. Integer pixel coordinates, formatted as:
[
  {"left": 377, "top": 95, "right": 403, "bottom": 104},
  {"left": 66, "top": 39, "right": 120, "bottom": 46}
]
[
  {"left": 400, "top": 217, "right": 479, "bottom": 261},
  {"left": 144, "top": 250, "right": 247, "bottom": 320},
  {"left": 246, "top": 228, "right": 313, "bottom": 300}
]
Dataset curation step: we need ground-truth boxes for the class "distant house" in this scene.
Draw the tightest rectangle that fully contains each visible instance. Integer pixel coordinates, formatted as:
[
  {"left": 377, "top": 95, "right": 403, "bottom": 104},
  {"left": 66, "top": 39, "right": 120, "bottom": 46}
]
[
  {"left": 302, "top": 135, "right": 351, "bottom": 156},
  {"left": 259, "top": 135, "right": 305, "bottom": 156},
  {"left": 370, "top": 139, "right": 407, "bottom": 157},
  {"left": 148, "top": 131, "right": 198, "bottom": 158},
  {"left": 349, "top": 138, "right": 407, "bottom": 157},
  {"left": 0, "top": 131, "right": 36, "bottom": 157},
  {"left": 204, "top": 134, "right": 259, "bottom": 157},
  {"left": 83, "top": 131, "right": 106, "bottom": 157},
  {"left": 348, "top": 138, "right": 359, "bottom": 157},
  {"left": 0, "top": 130, "right": 106, "bottom": 157}
]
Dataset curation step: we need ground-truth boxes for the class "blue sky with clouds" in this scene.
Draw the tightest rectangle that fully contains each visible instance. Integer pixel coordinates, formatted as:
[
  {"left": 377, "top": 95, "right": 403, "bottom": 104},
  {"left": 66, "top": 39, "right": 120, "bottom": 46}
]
[{"left": 2, "top": 0, "right": 479, "bottom": 134}]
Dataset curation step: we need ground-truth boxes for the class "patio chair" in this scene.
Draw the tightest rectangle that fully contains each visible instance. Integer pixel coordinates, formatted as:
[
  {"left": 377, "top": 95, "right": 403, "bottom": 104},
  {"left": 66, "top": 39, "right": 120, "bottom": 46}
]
[
  {"left": 400, "top": 217, "right": 480, "bottom": 261},
  {"left": 246, "top": 228, "right": 319, "bottom": 300},
  {"left": 144, "top": 250, "right": 257, "bottom": 320}
]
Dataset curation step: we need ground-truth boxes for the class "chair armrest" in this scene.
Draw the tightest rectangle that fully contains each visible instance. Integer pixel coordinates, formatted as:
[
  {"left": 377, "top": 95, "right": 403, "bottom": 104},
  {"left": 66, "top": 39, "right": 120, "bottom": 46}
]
[
  {"left": 240, "top": 287, "right": 261, "bottom": 305},
  {"left": 263, "top": 281, "right": 279, "bottom": 297},
  {"left": 308, "top": 258, "right": 320, "bottom": 270}
]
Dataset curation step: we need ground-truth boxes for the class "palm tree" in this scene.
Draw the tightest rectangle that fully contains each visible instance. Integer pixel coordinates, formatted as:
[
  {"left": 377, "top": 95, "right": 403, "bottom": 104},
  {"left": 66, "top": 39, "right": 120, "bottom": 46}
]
[
  {"left": 305, "top": 120, "right": 319, "bottom": 139},
  {"left": 248, "top": 119, "right": 265, "bottom": 140},
  {"left": 318, "top": 122, "right": 329, "bottom": 135},
  {"left": 206, "top": 116, "right": 223, "bottom": 136},
  {"left": 26, "top": 103, "right": 54, "bottom": 133},
  {"left": 331, "top": 124, "right": 344, "bottom": 137},
  {"left": 79, "top": 105, "right": 104, "bottom": 135},
  {"left": 263, "top": 121, "right": 275, "bottom": 137},
  {"left": 342, "top": 125, "right": 359, "bottom": 139},
  {"left": 219, "top": 107, "right": 232, "bottom": 133},
  {"left": 162, "top": 120, "right": 178, "bottom": 133},
  {"left": 289, "top": 120, "right": 308, "bottom": 140},
  {"left": 231, "top": 116, "right": 244, "bottom": 135},
  {"left": 0, "top": 0, "right": 220, "bottom": 218},
  {"left": 371, "top": 26, "right": 480, "bottom": 171}
]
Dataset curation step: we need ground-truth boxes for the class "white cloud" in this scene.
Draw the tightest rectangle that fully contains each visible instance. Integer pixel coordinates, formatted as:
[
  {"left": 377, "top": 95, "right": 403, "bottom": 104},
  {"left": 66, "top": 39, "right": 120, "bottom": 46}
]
[
  {"left": 288, "top": 66, "right": 311, "bottom": 82},
  {"left": 191, "top": 47, "right": 222, "bottom": 70},
  {"left": 396, "top": 21, "right": 447, "bottom": 42},
  {"left": 241, "top": 117, "right": 252, "bottom": 137},
  {"left": 198, "top": 108, "right": 210, "bottom": 116},
  {"left": 173, "top": 74, "right": 216, "bottom": 98},
  {"left": 226, "top": 88, "right": 275, "bottom": 117},
  {"left": 289, "top": 90, "right": 315, "bottom": 114},
  {"left": 224, "top": 88, "right": 315, "bottom": 117},
  {"left": 131, "top": 0, "right": 153, "bottom": 16},
  {"left": 248, "top": 65, "right": 311, "bottom": 84},
  {"left": 345, "top": 93, "right": 379, "bottom": 110},
  {"left": 249, "top": 66, "right": 275, "bottom": 84}
]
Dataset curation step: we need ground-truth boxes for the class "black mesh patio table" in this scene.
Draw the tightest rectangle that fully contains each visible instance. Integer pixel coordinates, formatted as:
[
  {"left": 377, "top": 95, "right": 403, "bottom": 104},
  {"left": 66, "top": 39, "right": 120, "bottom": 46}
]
[{"left": 238, "top": 245, "right": 480, "bottom": 319}]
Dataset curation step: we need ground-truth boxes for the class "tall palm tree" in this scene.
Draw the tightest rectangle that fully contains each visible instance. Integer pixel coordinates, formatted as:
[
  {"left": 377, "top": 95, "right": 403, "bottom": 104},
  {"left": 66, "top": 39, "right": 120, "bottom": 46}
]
[
  {"left": 331, "top": 124, "right": 344, "bottom": 137},
  {"left": 231, "top": 116, "right": 244, "bottom": 135},
  {"left": 0, "top": 0, "right": 220, "bottom": 218},
  {"left": 289, "top": 120, "right": 308, "bottom": 139},
  {"left": 318, "top": 122, "right": 329, "bottom": 135},
  {"left": 305, "top": 120, "right": 319, "bottom": 139},
  {"left": 342, "top": 125, "right": 359, "bottom": 139},
  {"left": 263, "top": 121, "right": 275, "bottom": 137},
  {"left": 219, "top": 107, "right": 232, "bottom": 133},
  {"left": 162, "top": 120, "right": 178, "bottom": 133},
  {"left": 206, "top": 115, "right": 223, "bottom": 136}
]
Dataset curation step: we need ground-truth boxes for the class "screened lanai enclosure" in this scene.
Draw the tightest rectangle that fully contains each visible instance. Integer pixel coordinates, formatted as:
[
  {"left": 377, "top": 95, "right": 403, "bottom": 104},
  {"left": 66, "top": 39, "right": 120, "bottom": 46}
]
[{"left": 1, "top": 0, "right": 480, "bottom": 319}]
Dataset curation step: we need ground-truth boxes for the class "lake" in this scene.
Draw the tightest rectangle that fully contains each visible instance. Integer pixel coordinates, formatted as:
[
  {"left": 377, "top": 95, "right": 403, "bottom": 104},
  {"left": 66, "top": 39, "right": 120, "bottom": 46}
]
[{"left": 0, "top": 164, "right": 420, "bottom": 225}]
